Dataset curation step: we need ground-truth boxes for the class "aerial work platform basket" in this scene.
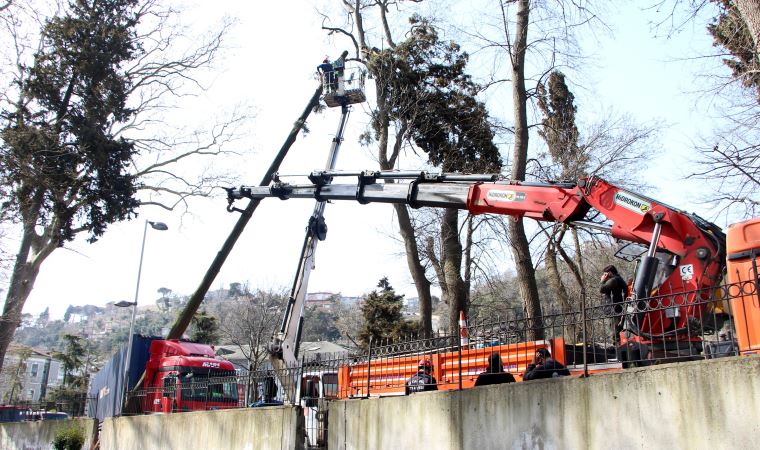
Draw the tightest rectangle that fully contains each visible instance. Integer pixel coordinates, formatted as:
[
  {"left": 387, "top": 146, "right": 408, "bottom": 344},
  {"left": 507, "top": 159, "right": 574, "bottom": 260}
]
[{"left": 321, "top": 65, "right": 366, "bottom": 107}]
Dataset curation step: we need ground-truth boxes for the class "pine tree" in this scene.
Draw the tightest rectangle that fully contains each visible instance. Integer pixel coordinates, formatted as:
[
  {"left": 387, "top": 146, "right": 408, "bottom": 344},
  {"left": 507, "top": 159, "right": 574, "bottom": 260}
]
[
  {"left": 57, "top": 334, "right": 86, "bottom": 387},
  {"left": 37, "top": 308, "right": 50, "bottom": 327},
  {"left": 358, "top": 278, "right": 416, "bottom": 348},
  {"left": 537, "top": 71, "right": 588, "bottom": 180},
  {"left": 190, "top": 309, "right": 220, "bottom": 345},
  {"left": 709, "top": 0, "right": 760, "bottom": 101},
  {"left": 365, "top": 17, "right": 501, "bottom": 334}
]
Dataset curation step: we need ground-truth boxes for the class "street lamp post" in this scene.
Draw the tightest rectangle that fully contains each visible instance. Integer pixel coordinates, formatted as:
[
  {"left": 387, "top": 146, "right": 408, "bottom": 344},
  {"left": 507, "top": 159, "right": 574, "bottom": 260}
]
[{"left": 117, "top": 220, "right": 167, "bottom": 414}]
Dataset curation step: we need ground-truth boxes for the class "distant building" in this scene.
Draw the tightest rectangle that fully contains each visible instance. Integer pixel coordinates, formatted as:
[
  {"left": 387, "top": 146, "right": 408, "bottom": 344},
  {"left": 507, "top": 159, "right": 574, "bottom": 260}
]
[
  {"left": 0, "top": 345, "right": 64, "bottom": 403},
  {"left": 403, "top": 297, "right": 420, "bottom": 311},
  {"left": 338, "top": 296, "right": 362, "bottom": 307},
  {"left": 306, "top": 292, "right": 337, "bottom": 308}
]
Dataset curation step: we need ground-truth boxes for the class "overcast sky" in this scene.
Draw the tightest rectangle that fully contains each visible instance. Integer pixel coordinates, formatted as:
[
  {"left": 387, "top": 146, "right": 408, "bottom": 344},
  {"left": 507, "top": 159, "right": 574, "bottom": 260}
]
[{"left": 7, "top": 0, "right": 736, "bottom": 320}]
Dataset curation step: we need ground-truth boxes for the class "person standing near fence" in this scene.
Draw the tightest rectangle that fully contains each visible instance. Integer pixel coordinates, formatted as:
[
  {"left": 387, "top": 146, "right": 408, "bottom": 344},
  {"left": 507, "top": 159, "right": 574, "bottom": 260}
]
[
  {"left": 474, "top": 352, "right": 516, "bottom": 386},
  {"left": 600, "top": 264, "right": 628, "bottom": 344},
  {"left": 405, "top": 358, "right": 438, "bottom": 394},
  {"left": 523, "top": 348, "right": 570, "bottom": 380}
]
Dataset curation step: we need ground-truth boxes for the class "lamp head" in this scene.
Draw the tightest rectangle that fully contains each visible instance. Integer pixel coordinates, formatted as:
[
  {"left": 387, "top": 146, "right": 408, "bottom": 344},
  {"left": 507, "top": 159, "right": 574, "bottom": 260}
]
[
  {"left": 148, "top": 221, "right": 168, "bottom": 231},
  {"left": 114, "top": 300, "right": 137, "bottom": 308}
]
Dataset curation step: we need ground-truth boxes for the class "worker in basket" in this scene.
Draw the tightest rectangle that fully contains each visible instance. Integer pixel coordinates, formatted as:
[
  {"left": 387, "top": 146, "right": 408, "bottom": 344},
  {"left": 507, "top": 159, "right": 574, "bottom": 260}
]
[{"left": 317, "top": 58, "right": 337, "bottom": 93}]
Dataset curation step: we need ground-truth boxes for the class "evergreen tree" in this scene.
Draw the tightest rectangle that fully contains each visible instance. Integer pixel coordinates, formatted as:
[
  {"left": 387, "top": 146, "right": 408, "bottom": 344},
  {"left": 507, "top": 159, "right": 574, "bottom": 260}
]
[
  {"left": 37, "top": 307, "right": 50, "bottom": 327},
  {"left": 49, "top": 334, "right": 87, "bottom": 414},
  {"left": 56, "top": 334, "right": 85, "bottom": 387},
  {"left": 63, "top": 306, "right": 73, "bottom": 323},
  {"left": 709, "top": 0, "right": 760, "bottom": 101},
  {"left": 358, "top": 278, "right": 416, "bottom": 348},
  {"left": 365, "top": 17, "right": 501, "bottom": 334},
  {"left": 0, "top": 0, "right": 237, "bottom": 373},
  {"left": 0, "top": 0, "right": 140, "bottom": 372},
  {"left": 302, "top": 306, "right": 342, "bottom": 342},
  {"left": 190, "top": 309, "right": 220, "bottom": 345},
  {"left": 537, "top": 71, "right": 587, "bottom": 180}
]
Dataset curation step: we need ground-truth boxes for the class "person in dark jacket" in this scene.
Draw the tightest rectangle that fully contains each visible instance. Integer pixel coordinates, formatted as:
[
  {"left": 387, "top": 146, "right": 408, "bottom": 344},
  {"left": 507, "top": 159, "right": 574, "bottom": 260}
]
[
  {"left": 405, "top": 358, "right": 438, "bottom": 394},
  {"left": 317, "top": 58, "right": 336, "bottom": 93},
  {"left": 475, "top": 352, "right": 516, "bottom": 386},
  {"left": 600, "top": 264, "right": 628, "bottom": 343},
  {"left": 523, "top": 348, "right": 570, "bottom": 381}
]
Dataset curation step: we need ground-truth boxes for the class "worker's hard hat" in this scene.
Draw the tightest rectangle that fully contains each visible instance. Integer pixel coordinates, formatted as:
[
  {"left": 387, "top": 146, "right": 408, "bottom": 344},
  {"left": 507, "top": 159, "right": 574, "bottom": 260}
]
[{"left": 418, "top": 358, "right": 432, "bottom": 369}]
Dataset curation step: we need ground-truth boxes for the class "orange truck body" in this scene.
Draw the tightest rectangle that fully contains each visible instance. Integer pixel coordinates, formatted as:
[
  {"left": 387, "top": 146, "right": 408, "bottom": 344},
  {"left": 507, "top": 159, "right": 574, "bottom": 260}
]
[
  {"left": 337, "top": 338, "right": 619, "bottom": 399},
  {"left": 727, "top": 217, "right": 760, "bottom": 355}
]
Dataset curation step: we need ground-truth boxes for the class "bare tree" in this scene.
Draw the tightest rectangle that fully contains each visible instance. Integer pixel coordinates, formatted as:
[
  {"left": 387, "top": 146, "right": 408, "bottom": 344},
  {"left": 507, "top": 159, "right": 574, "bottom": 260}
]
[
  {"left": 218, "top": 288, "right": 286, "bottom": 404},
  {"left": 504, "top": 0, "right": 544, "bottom": 340},
  {"left": 652, "top": 1, "right": 759, "bottom": 218}
]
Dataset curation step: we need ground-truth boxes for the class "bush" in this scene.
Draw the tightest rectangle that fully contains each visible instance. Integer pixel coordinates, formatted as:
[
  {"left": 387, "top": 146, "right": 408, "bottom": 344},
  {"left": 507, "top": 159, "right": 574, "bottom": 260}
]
[{"left": 52, "top": 424, "right": 85, "bottom": 450}]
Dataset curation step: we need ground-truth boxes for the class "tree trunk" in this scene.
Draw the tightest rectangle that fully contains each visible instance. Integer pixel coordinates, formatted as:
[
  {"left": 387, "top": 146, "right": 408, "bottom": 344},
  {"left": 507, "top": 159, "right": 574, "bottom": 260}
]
[
  {"left": 463, "top": 215, "right": 474, "bottom": 307},
  {"left": 545, "top": 229, "right": 576, "bottom": 341},
  {"left": 509, "top": 0, "right": 544, "bottom": 340},
  {"left": 508, "top": 220, "right": 544, "bottom": 339},
  {"left": 736, "top": 0, "right": 760, "bottom": 54},
  {"left": 376, "top": 83, "right": 433, "bottom": 336},
  {"left": 571, "top": 228, "right": 586, "bottom": 283},
  {"left": 441, "top": 209, "right": 467, "bottom": 334},
  {"left": 545, "top": 238, "right": 572, "bottom": 314},
  {"left": 393, "top": 204, "right": 433, "bottom": 337},
  {"left": 0, "top": 235, "right": 47, "bottom": 374}
]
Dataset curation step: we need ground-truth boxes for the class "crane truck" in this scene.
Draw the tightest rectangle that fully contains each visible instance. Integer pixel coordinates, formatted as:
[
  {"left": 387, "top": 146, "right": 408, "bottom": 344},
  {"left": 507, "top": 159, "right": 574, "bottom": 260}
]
[
  {"left": 226, "top": 170, "right": 759, "bottom": 365},
  {"left": 225, "top": 169, "right": 759, "bottom": 447}
]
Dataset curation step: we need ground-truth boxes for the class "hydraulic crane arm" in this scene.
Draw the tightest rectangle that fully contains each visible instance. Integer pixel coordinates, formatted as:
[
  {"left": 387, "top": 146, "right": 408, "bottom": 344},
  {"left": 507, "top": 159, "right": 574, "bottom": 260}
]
[{"left": 228, "top": 171, "right": 726, "bottom": 343}]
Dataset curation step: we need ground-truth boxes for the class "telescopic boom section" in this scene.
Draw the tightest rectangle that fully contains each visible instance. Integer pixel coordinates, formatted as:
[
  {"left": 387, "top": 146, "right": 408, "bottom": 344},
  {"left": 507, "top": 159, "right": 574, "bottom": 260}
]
[
  {"left": 228, "top": 172, "right": 725, "bottom": 340},
  {"left": 272, "top": 105, "right": 352, "bottom": 370}
]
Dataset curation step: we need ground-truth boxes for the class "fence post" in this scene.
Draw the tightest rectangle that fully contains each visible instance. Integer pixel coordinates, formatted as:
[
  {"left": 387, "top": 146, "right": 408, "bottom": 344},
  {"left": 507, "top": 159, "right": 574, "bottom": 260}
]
[
  {"left": 366, "top": 336, "right": 373, "bottom": 398},
  {"left": 581, "top": 292, "right": 588, "bottom": 377},
  {"left": 457, "top": 333, "right": 463, "bottom": 391},
  {"left": 297, "top": 356, "right": 304, "bottom": 405}
]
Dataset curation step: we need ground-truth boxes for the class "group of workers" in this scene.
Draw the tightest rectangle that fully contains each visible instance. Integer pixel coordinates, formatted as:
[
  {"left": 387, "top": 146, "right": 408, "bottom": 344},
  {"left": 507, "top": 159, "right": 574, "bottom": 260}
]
[
  {"left": 317, "top": 57, "right": 345, "bottom": 94},
  {"left": 404, "top": 348, "right": 571, "bottom": 394},
  {"left": 406, "top": 265, "right": 626, "bottom": 394}
]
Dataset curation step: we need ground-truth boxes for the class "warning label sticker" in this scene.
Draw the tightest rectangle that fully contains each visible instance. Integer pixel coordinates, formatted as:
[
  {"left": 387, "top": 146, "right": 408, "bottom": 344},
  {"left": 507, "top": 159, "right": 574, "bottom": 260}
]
[
  {"left": 614, "top": 191, "right": 651, "bottom": 215},
  {"left": 486, "top": 190, "right": 526, "bottom": 202},
  {"left": 679, "top": 264, "right": 694, "bottom": 281}
]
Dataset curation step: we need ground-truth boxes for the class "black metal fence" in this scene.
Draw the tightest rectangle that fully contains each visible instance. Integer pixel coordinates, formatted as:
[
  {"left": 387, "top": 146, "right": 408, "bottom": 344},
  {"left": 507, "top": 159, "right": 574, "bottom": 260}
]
[{"left": 0, "top": 394, "right": 92, "bottom": 421}]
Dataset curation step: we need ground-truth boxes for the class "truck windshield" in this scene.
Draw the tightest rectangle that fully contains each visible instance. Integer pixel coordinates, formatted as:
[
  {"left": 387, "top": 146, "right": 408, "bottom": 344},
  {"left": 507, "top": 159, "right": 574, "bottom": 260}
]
[
  {"left": 179, "top": 369, "right": 238, "bottom": 403},
  {"left": 323, "top": 373, "right": 338, "bottom": 399}
]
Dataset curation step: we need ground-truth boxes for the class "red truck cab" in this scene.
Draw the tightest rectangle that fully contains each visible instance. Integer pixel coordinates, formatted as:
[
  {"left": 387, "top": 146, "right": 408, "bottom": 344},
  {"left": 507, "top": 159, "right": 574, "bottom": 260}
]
[{"left": 141, "top": 340, "right": 238, "bottom": 413}]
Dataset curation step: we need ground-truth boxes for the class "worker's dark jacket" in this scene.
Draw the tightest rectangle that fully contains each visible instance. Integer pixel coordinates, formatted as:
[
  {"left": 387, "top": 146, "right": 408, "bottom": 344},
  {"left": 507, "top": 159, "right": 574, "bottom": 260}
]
[
  {"left": 523, "top": 359, "right": 570, "bottom": 380},
  {"left": 474, "top": 371, "right": 516, "bottom": 386},
  {"left": 600, "top": 274, "right": 627, "bottom": 314},
  {"left": 317, "top": 62, "right": 333, "bottom": 74},
  {"left": 405, "top": 372, "right": 438, "bottom": 394}
]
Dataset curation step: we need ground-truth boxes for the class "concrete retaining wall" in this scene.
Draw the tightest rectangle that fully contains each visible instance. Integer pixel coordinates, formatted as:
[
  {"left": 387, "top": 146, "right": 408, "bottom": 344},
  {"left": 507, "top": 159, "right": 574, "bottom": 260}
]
[
  {"left": 329, "top": 356, "right": 760, "bottom": 450},
  {"left": 0, "top": 418, "right": 97, "bottom": 450},
  {"left": 100, "top": 405, "right": 303, "bottom": 450}
]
